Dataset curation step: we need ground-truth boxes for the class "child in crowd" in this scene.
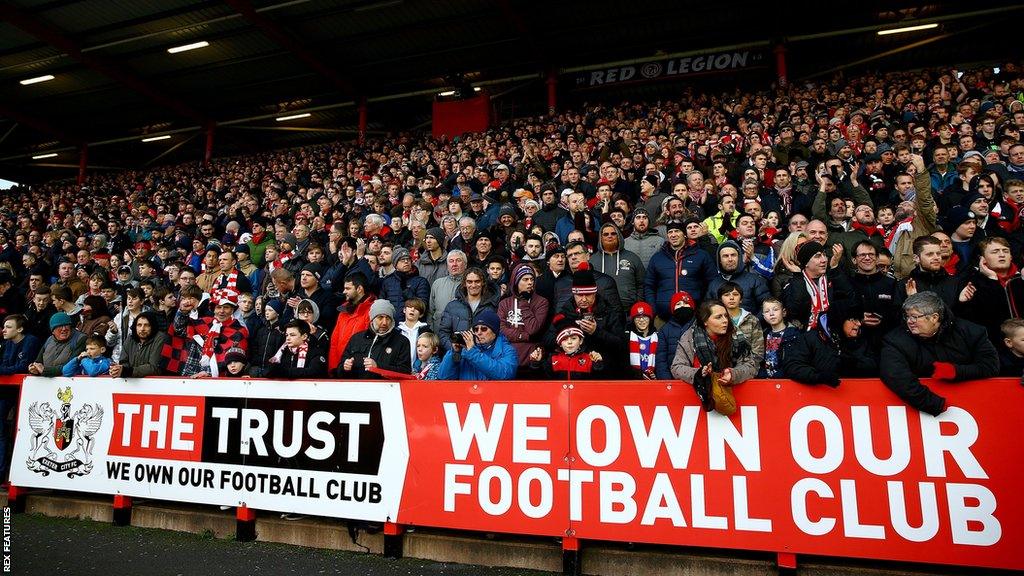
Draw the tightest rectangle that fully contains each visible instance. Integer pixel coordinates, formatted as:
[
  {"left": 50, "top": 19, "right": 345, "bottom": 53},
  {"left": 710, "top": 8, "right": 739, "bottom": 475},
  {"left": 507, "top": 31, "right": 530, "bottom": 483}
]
[
  {"left": 717, "top": 282, "right": 765, "bottom": 364},
  {"left": 400, "top": 298, "right": 430, "bottom": 372},
  {"left": 62, "top": 335, "right": 111, "bottom": 377},
  {"left": 627, "top": 302, "right": 658, "bottom": 379},
  {"left": 529, "top": 315, "right": 604, "bottom": 380},
  {"left": 223, "top": 347, "right": 249, "bottom": 377},
  {"left": 998, "top": 318, "right": 1024, "bottom": 378},
  {"left": 760, "top": 298, "right": 800, "bottom": 378},
  {"left": 413, "top": 332, "right": 442, "bottom": 380}
]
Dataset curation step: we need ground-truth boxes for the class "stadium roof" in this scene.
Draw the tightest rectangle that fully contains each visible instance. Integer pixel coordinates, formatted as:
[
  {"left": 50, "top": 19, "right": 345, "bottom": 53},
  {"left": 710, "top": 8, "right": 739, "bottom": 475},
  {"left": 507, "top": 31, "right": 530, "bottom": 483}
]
[{"left": 0, "top": 0, "right": 1019, "bottom": 183}]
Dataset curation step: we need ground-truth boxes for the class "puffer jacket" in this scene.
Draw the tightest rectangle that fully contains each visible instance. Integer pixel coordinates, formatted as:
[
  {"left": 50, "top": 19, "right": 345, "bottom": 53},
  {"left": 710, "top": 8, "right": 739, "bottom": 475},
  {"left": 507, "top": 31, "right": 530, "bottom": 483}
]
[
  {"left": 437, "top": 334, "right": 518, "bottom": 380},
  {"left": 654, "top": 317, "right": 694, "bottom": 380},
  {"left": 381, "top": 267, "right": 431, "bottom": 313},
  {"left": 590, "top": 223, "right": 645, "bottom": 309},
  {"left": 879, "top": 309, "right": 998, "bottom": 416},
  {"left": 644, "top": 241, "right": 717, "bottom": 320},
  {"left": 336, "top": 327, "right": 411, "bottom": 378},
  {"left": 437, "top": 287, "right": 501, "bottom": 351},
  {"left": 706, "top": 240, "right": 771, "bottom": 314}
]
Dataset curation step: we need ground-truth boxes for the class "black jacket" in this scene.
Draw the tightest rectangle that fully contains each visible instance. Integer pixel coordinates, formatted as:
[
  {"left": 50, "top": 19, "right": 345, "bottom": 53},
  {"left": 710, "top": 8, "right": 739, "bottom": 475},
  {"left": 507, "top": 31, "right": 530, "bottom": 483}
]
[
  {"left": 849, "top": 271, "right": 900, "bottom": 346},
  {"left": 266, "top": 342, "right": 328, "bottom": 379},
  {"left": 782, "top": 327, "right": 879, "bottom": 386},
  {"left": 780, "top": 268, "right": 855, "bottom": 331},
  {"left": 955, "top": 271, "right": 1024, "bottom": 349},
  {"left": 247, "top": 319, "right": 286, "bottom": 377},
  {"left": 336, "top": 328, "right": 411, "bottom": 378},
  {"left": 880, "top": 314, "right": 999, "bottom": 416},
  {"left": 896, "top": 267, "right": 961, "bottom": 309}
]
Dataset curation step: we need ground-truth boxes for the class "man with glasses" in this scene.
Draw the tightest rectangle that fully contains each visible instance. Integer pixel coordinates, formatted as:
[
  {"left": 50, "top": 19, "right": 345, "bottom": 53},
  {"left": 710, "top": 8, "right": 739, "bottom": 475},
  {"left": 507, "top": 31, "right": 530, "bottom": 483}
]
[
  {"left": 438, "top": 309, "right": 517, "bottom": 380},
  {"left": 880, "top": 291, "right": 997, "bottom": 416},
  {"left": 849, "top": 240, "right": 899, "bottom": 347}
]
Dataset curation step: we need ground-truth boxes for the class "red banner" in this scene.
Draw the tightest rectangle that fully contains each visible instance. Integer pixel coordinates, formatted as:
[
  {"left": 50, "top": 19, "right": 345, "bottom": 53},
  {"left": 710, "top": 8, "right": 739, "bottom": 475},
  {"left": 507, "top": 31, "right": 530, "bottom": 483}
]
[
  {"left": 398, "top": 378, "right": 1024, "bottom": 571},
  {"left": 432, "top": 94, "right": 490, "bottom": 138}
]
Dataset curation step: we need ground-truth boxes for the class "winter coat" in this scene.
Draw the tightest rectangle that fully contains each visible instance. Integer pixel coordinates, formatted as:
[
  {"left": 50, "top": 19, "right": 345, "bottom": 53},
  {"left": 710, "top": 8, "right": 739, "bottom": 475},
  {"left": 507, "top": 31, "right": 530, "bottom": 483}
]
[
  {"left": 429, "top": 274, "right": 464, "bottom": 331},
  {"left": 437, "top": 335, "right": 518, "bottom": 380},
  {"left": 498, "top": 290, "right": 550, "bottom": 365},
  {"left": 381, "top": 269, "right": 431, "bottom": 314},
  {"left": 623, "top": 228, "right": 664, "bottom": 268},
  {"left": 707, "top": 245, "right": 771, "bottom": 315},
  {"left": 534, "top": 203, "right": 568, "bottom": 234},
  {"left": 247, "top": 319, "right": 286, "bottom": 377},
  {"left": 896, "top": 267, "right": 961, "bottom": 309},
  {"left": 780, "top": 268, "right": 855, "bottom": 331},
  {"left": 590, "top": 227, "right": 645, "bottom": 309},
  {"left": 36, "top": 331, "right": 86, "bottom": 377},
  {"left": 956, "top": 271, "right": 1024, "bottom": 349},
  {"left": 880, "top": 313, "right": 998, "bottom": 416},
  {"left": 849, "top": 271, "right": 900, "bottom": 346},
  {"left": 336, "top": 327, "right": 411, "bottom": 378},
  {"left": 118, "top": 313, "right": 169, "bottom": 378},
  {"left": 438, "top": 288, "right": 501, "bottom": 351},
  {"left": 654, "top": 317, "right": 693, "bottom": 380},
  {"left": 545, "top": 296, "right": 626, "bottom": 372},
  {"left": 266, "top": 343, "right": 329, "bottom": 379},
  {"left": 417, "top": 249, "right": 448, "bottom": 287},
  {"left": 782, "top": 327, "right": 878, "bottom": 385},
  {"left": 669, "top": 326, "right": 759, "bottom": 385},
  {"left": 644, "top": 242, "right": 717, "bottom": 320},
  {"left": 552, "top": 269, "right": 624, "bottom": 320},
  {"left": 327, "top": 297, "right": 375, "bottom": 372},
  {"left": 533, "top": 350, "right": 605, "bottom": 380},
  {"left": 732, "top": 310, "right": 766, "bottom": 364}
]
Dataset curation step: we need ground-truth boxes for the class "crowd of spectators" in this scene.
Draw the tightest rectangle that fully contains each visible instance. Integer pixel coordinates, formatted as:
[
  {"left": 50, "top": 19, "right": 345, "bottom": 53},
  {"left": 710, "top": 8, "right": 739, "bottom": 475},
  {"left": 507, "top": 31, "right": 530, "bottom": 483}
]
[{"left": 0, "top": 62, "right": 1022, "bottom": 455}]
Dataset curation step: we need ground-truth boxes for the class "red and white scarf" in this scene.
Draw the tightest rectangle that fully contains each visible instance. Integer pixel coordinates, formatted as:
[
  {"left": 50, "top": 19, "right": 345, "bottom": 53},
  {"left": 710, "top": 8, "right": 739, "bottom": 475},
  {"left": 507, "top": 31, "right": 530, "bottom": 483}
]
[
  {"left": 196, "top": 319, "right": 223, "bottom": 377},
  {"left": 803, "top": 271, "right": 830, "bottom": 329},
  {"left": 270, "top": 342, "right": 308, "bottom": 368},
  {"left": 884, "top": 216, "right": 914, "bottom": 250},
  {"left": 269, "top": 250, "right": 293, "bottom": 273},
  {"left": 629, "top": 332, "right": 658, "bottom": 372},
  {"left": 216, "top": 270, "right": 238, "bottom": 291}
]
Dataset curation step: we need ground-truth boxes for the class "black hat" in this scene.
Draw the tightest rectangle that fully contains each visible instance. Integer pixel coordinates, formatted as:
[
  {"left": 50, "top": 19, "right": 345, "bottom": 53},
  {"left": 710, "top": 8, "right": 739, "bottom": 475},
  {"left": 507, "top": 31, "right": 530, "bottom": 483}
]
[
  {"left": 300, "top": 262, "right": 322, "bottom": 280},
  {"left": 797, "top": 241, "right": 826, "bottom": 269},
  {"left": 943, "top": 206, "right": 976, "bottom": 235},
  {"left": 665, "top": 220, "right": 686, "bottom": 234},
  {"left": 571, "top": 262, "right": 598, "bottom": 295}
]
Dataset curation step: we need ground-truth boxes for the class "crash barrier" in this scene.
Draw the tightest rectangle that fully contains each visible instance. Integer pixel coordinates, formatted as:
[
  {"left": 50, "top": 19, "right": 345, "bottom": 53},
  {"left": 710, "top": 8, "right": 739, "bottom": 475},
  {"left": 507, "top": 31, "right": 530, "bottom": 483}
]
[{"left": 5, "top": 374, "right": 1022, "bottom": 574}]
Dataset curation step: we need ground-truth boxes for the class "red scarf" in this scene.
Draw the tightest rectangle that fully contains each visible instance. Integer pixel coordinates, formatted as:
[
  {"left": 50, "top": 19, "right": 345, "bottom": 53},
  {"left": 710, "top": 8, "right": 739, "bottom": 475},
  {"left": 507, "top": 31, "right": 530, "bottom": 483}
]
[
  {"left": 803, "top": 271, "right": 830, "bottom": 329},
  {"left": 851, "top": 221, "right": 883, "bottom": 237},
  {"left": 995, "top": 263, "right": 1020, "bottom": 288},
  {"left": 216, "top": 270, "right": 239, "bottom": 291},
  {"left": 270, "top": 251, "right": 293, "bottom": 273}
]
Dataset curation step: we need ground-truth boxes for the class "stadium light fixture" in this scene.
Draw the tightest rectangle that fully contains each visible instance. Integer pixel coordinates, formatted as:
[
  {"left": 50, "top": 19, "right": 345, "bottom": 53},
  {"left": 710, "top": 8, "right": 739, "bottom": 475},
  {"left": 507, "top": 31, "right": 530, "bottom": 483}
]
[
  {"left": 20, "top": 74, "right": 55, "bottom": 85},
  {"left": 32, "top": 153, "right": 58, "bottom": 160},
  {"left": 275, "top": 113, "right": 312, "bottom": 122},
  {"left": 141, "top": 135, "right": 171, "bottom": 142},
  {"left": 877, "top": 23, "right": 938, "bottom": 36},
  {"left": 473, "top": 87, "right": 481, "bottom": 92},
  {"left": 167, "top": 41, "right": 210, "bottom": 54},
  {"left": 438, "top": 90, "right": 456, "bottom": 97}
]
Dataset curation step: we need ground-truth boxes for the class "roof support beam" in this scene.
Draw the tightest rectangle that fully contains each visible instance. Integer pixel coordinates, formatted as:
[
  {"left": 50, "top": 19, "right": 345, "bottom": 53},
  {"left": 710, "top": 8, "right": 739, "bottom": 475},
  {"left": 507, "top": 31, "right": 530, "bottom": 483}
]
[
  {"left": 0, "top": 1, "right": 210, "bottom": 125},
  {"left": 223, "top": 0, "right": 354, "bottom": 99}
]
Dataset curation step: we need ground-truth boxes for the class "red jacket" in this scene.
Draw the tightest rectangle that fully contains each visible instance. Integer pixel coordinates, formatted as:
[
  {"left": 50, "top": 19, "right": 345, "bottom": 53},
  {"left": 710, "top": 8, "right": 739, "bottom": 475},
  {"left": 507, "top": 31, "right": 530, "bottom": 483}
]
[{"left": 328, "top": 297, "right": 375, "bottom": 372}]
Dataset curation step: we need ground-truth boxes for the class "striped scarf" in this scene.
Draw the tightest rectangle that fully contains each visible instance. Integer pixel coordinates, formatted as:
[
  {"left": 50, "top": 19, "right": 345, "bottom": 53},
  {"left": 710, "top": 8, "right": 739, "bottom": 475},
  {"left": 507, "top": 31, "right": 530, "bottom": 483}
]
[
  {"left": 270, "top": 341, "right": 308, "bottom": 368},
  {"left": 803, "top": 271, "right": 830, "bottom": 329},
  {"left": 216, "top": 270, "right": 239, "bottom": 291},
  {"left": 629, "top": 332, "right": 658, "bottom": 373}
]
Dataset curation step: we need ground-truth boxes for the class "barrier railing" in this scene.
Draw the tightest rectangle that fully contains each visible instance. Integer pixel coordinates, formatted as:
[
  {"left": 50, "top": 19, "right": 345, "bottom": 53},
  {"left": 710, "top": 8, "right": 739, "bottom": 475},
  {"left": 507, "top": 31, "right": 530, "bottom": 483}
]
[{"left": 4, "top": 374, "right": 1022, "bottom": 574}]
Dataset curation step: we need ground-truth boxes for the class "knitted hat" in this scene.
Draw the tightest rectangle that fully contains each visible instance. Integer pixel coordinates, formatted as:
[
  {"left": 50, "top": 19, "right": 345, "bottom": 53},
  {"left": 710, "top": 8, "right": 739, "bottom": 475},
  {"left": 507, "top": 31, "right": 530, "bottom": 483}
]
[
  {"left": 392, "top": 247, "right": 411, "bottom": 263},
  {"left": 670, "top": 291, "right": 696, "bottom": 310},
  {"left": 665, "top": 220, "right": 686, "bottom": 234},
  {"left": 300, "top": 262, "right": 322, "bottom": 279},
  {"left": 265, "top": 299, "right": 284, "bottom": 315},
  {"left": 499, "top": 204, "right": 517, "bottom": 218},
  {"left": 643, "top": 174, "right": 659, "bottom": 188},
  {"left": 512, "top": 263, "right": 535, "bottom": 288},
  {"left": 234, "top": 243, "right": 251, "bottom": 254},
  {"left": 943, "top": 206, "right": 976, "bottom": 235},
  {"left": 280, "top": 233, "right": 297, "bottom": 247},
  {"left": 224, "top": 347, "right": 247, "bottom": 365},
  {"left": 212, "top": 288, "right": 239, "bottom": 308},
  {"left": 49, "top": 312, "right": 73, "bottom": 330},
  {"left": 473, "top": 308, "right": 500, "bottom": 334},
  {"left": 630, "top": 302, "right": 653, "bottom": 319},
  {"left": 369, "top": 298, "right": 395, "bottom": 321},
  {"left": 632, "top": 207, "right": 650, "bottom": 222},
  {"left": 553, "top": 314, "right": 584, "bottom": 345},
  {"left": 797, "top": 241, "right": 826, "bottom": 269},
  {"left": 425, "top": 227, "right": 445, "bottom": 241},
  {"left": 571, "top": 262, "right": 598, "bottom": 295}
]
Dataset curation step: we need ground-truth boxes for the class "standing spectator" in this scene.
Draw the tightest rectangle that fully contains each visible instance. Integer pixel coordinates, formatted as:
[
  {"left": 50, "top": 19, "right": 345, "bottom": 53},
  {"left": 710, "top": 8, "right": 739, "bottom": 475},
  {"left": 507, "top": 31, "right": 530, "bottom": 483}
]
[
  {"left": 397, "top": 298, "right": 430, "bottom": 371},
  {"left": 654, "top": 291, "right": 695, "bottom": 380},
  {"left": 164, "top": 289, "right": 249, "bottom": 378},
  {"left": 109, "top": 311, "right": 167, "bottom": 378},
  {"left": 428, "top": 250, "right": 467, "bottom": 331},
  {"left": 717, "top": 282, "right": 766, "bottom": 365},
  {"left": 782, "top": 301, "right": 879, "bottom": 386},
  {"left": 336, "top": 300, "right": 410, "bottom": 378},
  {"left": 623, "top": 208, "right": 663, "bottom": 266},
  {"left": 547, "top": 263, "right": 625, "bottom": 372},
  {"left": 880, "top": 292, "right": 998, "bottom": 416},
  {"left": 438, "top": 309, "right": 517, "bottom": 380},
  {"left": 0, "top": 314, "right": 41, "bottom": 375},
  {"left": 707, "top": 239, "right": 771, "bottom": 314},
  {"left": 248, "top": 300, "right": 285, "bottom": 377},
  {"left": 645, "top": 221, "right": 717, "bottom": 320},
  {"left": 381, "top": 247, "right": 430, "bottom": 314},
  {"left": 296, "top": 263, "right": 337, "bottom": 333},
  {"left": 417, "top": 227, "right": 448, "bottom": 286},
  {"left": 61, "top": 335, "right": 111, "bottom": 377},
  {"left": 327, "top": 272, "right": 375, "bottom": 373},
  {"left": 848, "top": 240, "right": 900, "bottom": 346},
  {"left": 28, "top": 312, "right": 86, "bottom": 377},
  {"left": 956, "top": 236, "right": 1024, "bottom": 348},
  {"left": 781, "top": 241, "right": 853, "bottom": 330},
  {"left": 498, "top": 264, "right": 549, "bottom": 369},
  {"left": 438, "top": 267, "right": 500, "bottom": 351},
  {"left": 590, "top": 222, "right": 645, "bottom": 311},
  {"left": 266, "top": 320, "right": 328, "bottom": 379},
  {"left": 671, "top": 301, "right": 758, "bottom": 415},
  {"left": 529, "top": 315, "right": 606, "bottom": 380},
  {"left": 897, "top": 236, "right": 964, "bottom": 308},
  {"left": 554, "top": 241, "right": 623, "bottom": 316},
  {"left": 25, "top": 286, "right": 56, "bottom": 341},
  {"left": 626, "top": 302, "right": 657, "bottom": 379}
]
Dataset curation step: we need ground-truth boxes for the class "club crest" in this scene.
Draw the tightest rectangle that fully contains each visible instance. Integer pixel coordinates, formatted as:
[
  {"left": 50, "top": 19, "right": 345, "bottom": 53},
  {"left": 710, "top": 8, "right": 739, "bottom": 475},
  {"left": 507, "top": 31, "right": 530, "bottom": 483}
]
[{"left": 26, "top": 386, "right": 104, "bottom": 478}]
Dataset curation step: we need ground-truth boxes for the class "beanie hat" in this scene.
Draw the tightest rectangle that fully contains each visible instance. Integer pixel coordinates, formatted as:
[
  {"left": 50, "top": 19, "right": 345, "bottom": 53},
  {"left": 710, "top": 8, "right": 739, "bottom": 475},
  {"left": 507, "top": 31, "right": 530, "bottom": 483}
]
[
  {"left": 300, "top": 262, "right": 322, "bottom": 280},
  {"left": 425, "top": 227, "right": 444, "bottom": 242},
  {"left": 632, "top": 207, "right": 650, "bottom": 222},
  {"left": 49, "top": 312, "right": 73, "bottom": 331},
  {"left": 499, "top": 204, "right": 517, "bottom": 218},
  {"left": 224, "top": 347, "right": 247, "bottom": 365},
  {"left": 553, "top": 314, "right": 584, "bottom": 345},
  {"left": 473, "top": 308, "right": 500, "bottom": 334},
  {"left": 959, "top": 192, "right": 984, "bottom": 209},
  {"left": 392, "top": 247, "right": 411, "bottom": 263},
  {"left": 369, "top": 298, "right": 395, "bottom": 321},
  {"left": 265, "top": 299, "right": 285, "bottom": 316},
  {"left": 630, "top": 302, "right": 653, "bottom": 319},
  {"left": 571, "top": 262, "right": 598, "bottom": 295},
  {"left": 643, "top": 174, "right": 660, "bottom": 188},
  {"left": 797, "top": 241, "right": 826, "bottom": 269},
  {"left": 280, "top": 233, "right": 297, "bottom": 247},
  {"left": 943, "top": 206, "right": 976, "bottom": 235},
  {"left": 234, "top": 243, "right": 250, "bottom": 254},
  {"left": 512, "top": 263, "right": 535, "bottom": 289},
  {"left": 665, "top": 220, "right": 686, "bottom": 234},
  {"left": 670, "top": 291, "right": 696, "bottom": 311}
]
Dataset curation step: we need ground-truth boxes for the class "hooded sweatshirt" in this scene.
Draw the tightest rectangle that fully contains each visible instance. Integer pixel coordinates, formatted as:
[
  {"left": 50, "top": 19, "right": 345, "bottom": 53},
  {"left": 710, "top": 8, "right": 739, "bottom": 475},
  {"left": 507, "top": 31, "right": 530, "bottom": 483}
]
[{"left": 590, "top": 223, "right": 646, "bottom": 309}]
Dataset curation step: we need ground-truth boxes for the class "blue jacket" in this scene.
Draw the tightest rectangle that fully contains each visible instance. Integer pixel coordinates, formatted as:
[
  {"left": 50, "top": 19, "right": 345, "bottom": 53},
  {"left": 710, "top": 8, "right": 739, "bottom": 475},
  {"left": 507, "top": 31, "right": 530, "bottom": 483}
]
[
  {"left": 644, "top": 242, "right": 717, "bottom": 320},
  {"left": 62, "top": 355, "right": 111, "bottom": 377},
  {"left": 0, "top": 335, "right": 41, "bottom": 375},
  {"left": 438, "top": 335, "right": 518, "bottom": 380},
  {"left": 380, "top": 269, "right": 431, "bottom": 313}
]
